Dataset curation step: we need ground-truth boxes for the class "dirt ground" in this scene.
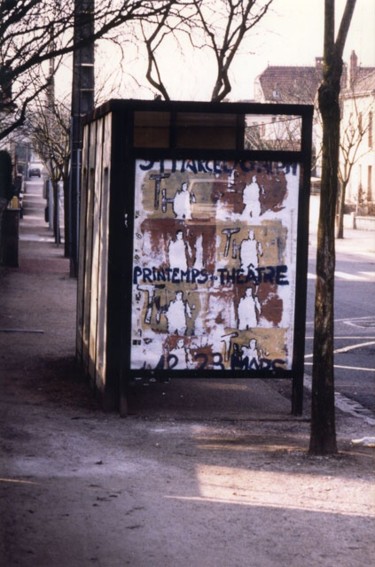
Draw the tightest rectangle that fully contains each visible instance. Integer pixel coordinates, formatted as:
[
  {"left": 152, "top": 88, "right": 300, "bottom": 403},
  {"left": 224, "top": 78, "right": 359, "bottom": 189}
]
[{"left": 0, "top": 183, "right": 374, "bottom": 566}]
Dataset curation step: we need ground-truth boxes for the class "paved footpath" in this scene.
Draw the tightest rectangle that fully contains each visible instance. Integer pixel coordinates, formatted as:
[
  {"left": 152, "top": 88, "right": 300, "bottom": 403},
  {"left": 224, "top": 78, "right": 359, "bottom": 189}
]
[{"left": 0, "top": 182, "right": 374, "bottom": 567}]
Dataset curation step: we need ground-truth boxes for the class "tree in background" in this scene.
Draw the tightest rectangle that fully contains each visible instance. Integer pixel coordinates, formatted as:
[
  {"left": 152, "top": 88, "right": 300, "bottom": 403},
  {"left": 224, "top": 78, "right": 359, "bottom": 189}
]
[
  {"left": 140, "top": 0, "right": 274, "bottom": 102},
  {"left": 337, "top": 88, "right": 372, "bottom": 238},
  {"left": 244, "top": 114, "right": 302, "bottom": 151},
  {"left": 0, "top": 0, "right": 174, "bottom": 141},
  {"left": 1, "top": 0, "right": 276, "bottom": 140},
  {"left": 27, "top": 96, "right": 70, "bottom": 247},
  {"left": 309, "top": 0, "right": 357, "bottom": 456}
]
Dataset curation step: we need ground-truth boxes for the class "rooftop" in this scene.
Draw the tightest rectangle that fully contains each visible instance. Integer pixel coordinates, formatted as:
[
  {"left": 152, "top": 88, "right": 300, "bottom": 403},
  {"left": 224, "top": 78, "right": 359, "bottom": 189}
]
[{"left": 255, "top": 51, "right": 375, "bottom": 104}]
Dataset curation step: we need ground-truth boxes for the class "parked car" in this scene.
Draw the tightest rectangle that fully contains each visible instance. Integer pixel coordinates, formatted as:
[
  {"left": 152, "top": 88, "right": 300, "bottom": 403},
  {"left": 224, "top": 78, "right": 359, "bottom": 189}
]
[{"left": 29, "top": 167, "right": 41, "bottom": 178}]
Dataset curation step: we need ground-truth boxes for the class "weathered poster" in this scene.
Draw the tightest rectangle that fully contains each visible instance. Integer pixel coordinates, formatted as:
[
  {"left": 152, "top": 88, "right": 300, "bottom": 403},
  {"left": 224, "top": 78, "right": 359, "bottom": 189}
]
[{"left": 131, "top": 159, "right": 300, "bottom": 374}]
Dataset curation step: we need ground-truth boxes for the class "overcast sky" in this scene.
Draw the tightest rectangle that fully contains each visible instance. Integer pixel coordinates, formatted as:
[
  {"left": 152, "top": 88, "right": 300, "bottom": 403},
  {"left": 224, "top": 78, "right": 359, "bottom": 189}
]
[
  {"left": 223, "top": 0, "right": 375, "bottom": 100},
  {"left": 257, "top": 0, "right": 373, "bottom": 66},
  {"left": 90, "top": 0, "right": 375, "bottom": 102}
]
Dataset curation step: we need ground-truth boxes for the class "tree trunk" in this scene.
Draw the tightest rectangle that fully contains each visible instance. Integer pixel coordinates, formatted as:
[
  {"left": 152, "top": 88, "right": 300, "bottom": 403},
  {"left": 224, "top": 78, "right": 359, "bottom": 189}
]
[
  {"left": 309, "top": 53, "right": 342, "bottom": 455},
  {"left": 309, "top": 0, "right": 356, "bottom": 455},
  {"left": 52, "top": 179, "right": 61, "bottom": 245},
  {"left": 336, "top": 181, "right": 347, "bottom": 239}
]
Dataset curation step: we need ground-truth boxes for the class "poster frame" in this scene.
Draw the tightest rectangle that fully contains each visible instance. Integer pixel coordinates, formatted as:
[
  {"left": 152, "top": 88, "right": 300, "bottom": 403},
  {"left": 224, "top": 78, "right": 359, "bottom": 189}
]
[{"left": 121, "top": 143, "right": 311, "bottom": 415}]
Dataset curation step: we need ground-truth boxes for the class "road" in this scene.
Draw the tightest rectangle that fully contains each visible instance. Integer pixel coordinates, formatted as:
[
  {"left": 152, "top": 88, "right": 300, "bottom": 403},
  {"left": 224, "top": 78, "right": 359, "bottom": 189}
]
[{"left": 305, "top": 237, "right": 375, "bottom": 419}]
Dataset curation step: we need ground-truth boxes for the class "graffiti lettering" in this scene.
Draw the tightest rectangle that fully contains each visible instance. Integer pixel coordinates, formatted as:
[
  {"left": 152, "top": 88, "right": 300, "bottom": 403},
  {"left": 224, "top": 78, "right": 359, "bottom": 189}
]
[
  {"left": 194, "top": 352, "right": 208, "bottom": 369},
  {"left": 231, "top": 356, "right": 286, "bottom": 372},
  {"left": 158, "top": 351, "right": 287, "bottom": 371},
  {"left": 133, "top": 265, "right": 289, "bottom": 286},
  {"left": 217, "top": 265, "right": 289, "bottom": 286},
  {"left": 133, "top": 266, "right": 210, "bottom": 285},
  {"left": 212, "top": 352, "right": 225, "bottom": 370},
  {"left": 166, "top": 354, "right": 178, "bottom": 370},
  {"left": 139, "top": 160, "right": 298, "bottom": 176}
]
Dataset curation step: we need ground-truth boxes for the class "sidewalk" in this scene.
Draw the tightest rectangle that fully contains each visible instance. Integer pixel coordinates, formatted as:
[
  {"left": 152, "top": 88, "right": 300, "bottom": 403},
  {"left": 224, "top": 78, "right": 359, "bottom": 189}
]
[
  {"left": 308, "top": 195, "right": 375, "bottom": 258},
  {"left": 309, "top": 224, "right": 375, "bottom": 259},
  {"left": 0, "top": 180, "right": 91, "bottom": 410},
  {"left": 1, "top": 182, "right": 374, "bottom": 567}
]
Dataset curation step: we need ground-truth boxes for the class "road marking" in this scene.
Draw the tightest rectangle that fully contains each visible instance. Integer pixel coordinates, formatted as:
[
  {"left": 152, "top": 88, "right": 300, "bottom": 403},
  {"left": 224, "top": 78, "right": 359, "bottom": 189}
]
[
  {"left": 306, "top": 315, "right": 375, "bottom": 327},
  {"left": 335, "top": 270, "right": 372, "bottom": 281},
  {"left": 308, "top": 271, "right": 374, "bottom": 282},
  {"left": 305, "top": 340, "right": 375, "bottom": 358},
  {"left": 345, "top": 319, "right": 375, "bottom": 329},
  {"left": 359, "top": 271, "right": 375, "bottom": 280},
  {"left": 306, "top": 336, "right": 375, "bottom": 340},
  {"left": 304, "top": 362, "right": 374, "bottom": 372},
  {"left": 338, "top": 316, "right": 373, "bottom": 322},
  {"left": 333, "top": 340, "right": 375, "bottom": 354}
]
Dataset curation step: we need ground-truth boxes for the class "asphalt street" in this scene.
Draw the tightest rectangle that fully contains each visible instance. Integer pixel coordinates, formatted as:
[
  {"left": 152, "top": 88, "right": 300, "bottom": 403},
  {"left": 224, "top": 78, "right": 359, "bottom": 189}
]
[{"left": 306, "top": 198, "right": 375, "bottom": 420}]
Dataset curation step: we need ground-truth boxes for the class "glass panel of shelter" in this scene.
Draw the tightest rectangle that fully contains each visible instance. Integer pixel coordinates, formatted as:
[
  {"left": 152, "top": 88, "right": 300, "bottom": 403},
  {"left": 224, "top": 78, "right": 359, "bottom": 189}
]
[{"left": 244, "top": 114, "right": 302, "bottom": 152}]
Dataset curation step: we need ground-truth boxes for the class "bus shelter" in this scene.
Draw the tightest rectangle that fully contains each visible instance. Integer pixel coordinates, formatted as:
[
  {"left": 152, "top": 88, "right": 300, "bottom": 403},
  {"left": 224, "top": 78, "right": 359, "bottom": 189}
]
[{"left": 77, "top": 99, "right": 313, "bottom": 415}]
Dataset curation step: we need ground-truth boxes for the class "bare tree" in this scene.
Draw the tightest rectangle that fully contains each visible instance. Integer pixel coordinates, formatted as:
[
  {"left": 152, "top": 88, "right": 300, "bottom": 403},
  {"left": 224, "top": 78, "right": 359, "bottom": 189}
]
[
  {"left": 337, "top": 91, "right": 372, "bottom": 238},
  {"left": 0, "top": 0, "right": 175, "bottom": 140},
  {"left": 196, "top": 0, "right": 274, "bottom": 101},
  {"left": 30, "top": 100, "right": 70, "bottom": 182},
  {"left": 27, "top": 94, "right": 70, "bottom": 244},
  {"left": 139, "top": 0, "right": 274, "bottom": 102},
  {"left": 309, "top": 0, "right": 357, "bottom": 456},
  {"left": 244, "top": 114, "right": 302, "bottom": 151},
  {"left": 140, "top": 2, "right": 192, "bottom": 101}
]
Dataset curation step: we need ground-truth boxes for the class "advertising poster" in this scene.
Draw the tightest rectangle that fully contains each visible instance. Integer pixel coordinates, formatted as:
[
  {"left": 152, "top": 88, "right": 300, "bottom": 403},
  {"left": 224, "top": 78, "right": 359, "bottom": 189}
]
[{"left": 131, "top": 159, "right": 300, "bottom": 374}]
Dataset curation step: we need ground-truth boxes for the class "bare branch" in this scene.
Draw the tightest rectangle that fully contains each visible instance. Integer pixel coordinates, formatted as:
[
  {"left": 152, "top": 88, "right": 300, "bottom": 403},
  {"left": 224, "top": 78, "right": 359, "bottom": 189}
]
[{"left": 0, "top": 0, "right": 176, "bottom": 139}]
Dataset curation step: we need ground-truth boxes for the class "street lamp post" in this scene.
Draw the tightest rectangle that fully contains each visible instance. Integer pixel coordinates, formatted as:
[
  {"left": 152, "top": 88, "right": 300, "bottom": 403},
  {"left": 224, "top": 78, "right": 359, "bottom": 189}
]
[{"left": 69, "top": 0, "right": 95, "bottom": 277}]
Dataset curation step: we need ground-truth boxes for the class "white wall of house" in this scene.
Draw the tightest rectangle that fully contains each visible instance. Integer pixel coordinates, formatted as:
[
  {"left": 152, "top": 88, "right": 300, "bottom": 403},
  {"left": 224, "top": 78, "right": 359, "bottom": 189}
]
[
  {"left": 254, "top": 53, "right": 375, "bottom": 210},
  {"left": 341, "top": 89, "right": 375, "bottom": 213}
]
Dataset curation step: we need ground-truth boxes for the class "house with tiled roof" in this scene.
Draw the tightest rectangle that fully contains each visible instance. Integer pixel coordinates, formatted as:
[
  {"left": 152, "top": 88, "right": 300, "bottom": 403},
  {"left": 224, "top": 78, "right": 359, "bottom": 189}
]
[
  {"left": 340, "top": 56, "right": 375, "bottom": 218},
  {"left": 252, "top": 58, "right": 325, "bottom": 173},
  {"left": 254, "top": 58, "right": 324, "bottom": 104},
  {"left": 254, "top": 52, "right": 375, "bottom": 216}
]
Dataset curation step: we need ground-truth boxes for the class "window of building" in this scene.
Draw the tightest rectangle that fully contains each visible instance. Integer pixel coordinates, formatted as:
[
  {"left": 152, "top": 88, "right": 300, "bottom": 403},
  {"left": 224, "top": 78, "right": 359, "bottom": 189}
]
[
  {"left": 368, "top": 165, "right": 373, "bottom": 201},
  {"left": 358, "top": 111, "right": 363, "bottom": 134},
  {"left": 368, "top": 111, "right": 373, "bottom": 148}
]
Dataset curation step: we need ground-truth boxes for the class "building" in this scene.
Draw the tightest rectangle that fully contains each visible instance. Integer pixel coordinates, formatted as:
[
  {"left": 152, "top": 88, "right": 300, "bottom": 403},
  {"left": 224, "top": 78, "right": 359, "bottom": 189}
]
[
  {"left": 254, "top": 52, "right": 375, "bottom": 210},
  {"left": 254, "top": 58, "right": 324, "bottom": 104},
  {"left": 253, "top": 58, "right": 324, "bottom": 173},
  {"left": 340, "top": 53, "right": 375, "bottom": 215}
]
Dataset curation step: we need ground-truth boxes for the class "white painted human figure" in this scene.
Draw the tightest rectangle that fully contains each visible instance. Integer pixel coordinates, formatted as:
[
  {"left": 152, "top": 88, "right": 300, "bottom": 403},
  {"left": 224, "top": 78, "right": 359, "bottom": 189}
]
[
  {"left": 241, "top": 338, "right": 260, "bottom": 370},
  {"left": 238, "top": 287, "right": 261, "bottom": 330},
  {"left": 168, "top": 229, "right": 190, "bottom": 271},
  {"left": 172, "top": 181, "right": 195, "bottom": 220},
  {"left": 240, "top": 229, "right": 263, "bottom": 271},
  {"left": 242, "top": 175, "right": 261, "bottom": 219},
  {"left": 193, "top": 234, "right": 204, "bottom": 270},
  {"left": 166, "top": 290, "right": 192, "bottom": 335}
]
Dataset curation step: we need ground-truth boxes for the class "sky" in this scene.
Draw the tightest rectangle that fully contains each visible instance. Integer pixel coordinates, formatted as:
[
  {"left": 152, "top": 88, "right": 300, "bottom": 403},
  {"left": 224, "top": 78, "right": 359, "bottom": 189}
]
[
  {"left": 64, "top": 0, "right": 375, "bottom": 103},
  {"left": 227, "top": 0, "right": 375, "bottom": 100},
  {"left": 253, "top": 0, "right": 374, "bottom": 67}
]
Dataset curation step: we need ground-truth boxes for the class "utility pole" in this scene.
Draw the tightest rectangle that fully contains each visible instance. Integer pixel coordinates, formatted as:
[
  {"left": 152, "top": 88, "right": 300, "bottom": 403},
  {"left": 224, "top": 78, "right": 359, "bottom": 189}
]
[
  {"left": 69, "top": 0, "right": 95, "bottom": 277},
  {"left": 46, "top": 26, "right": 61, "bottom": 245}
]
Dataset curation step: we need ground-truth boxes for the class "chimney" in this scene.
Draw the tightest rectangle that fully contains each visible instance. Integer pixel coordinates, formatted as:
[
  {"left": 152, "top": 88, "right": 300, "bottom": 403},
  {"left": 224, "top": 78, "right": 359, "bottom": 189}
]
[
  {"left": 350, "top": 50, "right": 358, "bottom": 87},
  {"left": 315, "top": 57, "right": 323, "bottom": 74}
]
